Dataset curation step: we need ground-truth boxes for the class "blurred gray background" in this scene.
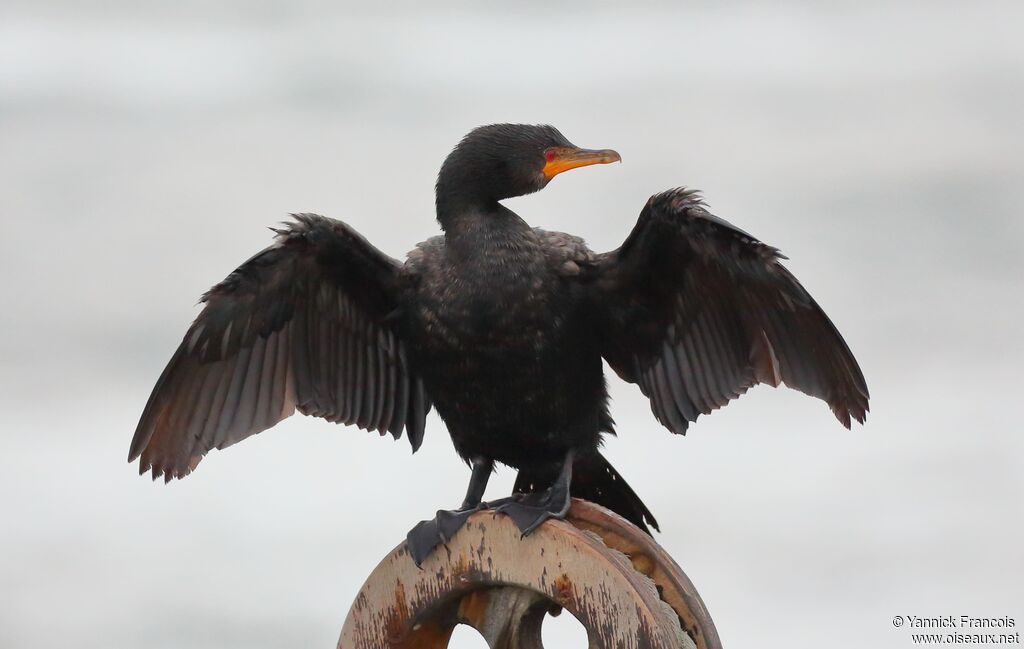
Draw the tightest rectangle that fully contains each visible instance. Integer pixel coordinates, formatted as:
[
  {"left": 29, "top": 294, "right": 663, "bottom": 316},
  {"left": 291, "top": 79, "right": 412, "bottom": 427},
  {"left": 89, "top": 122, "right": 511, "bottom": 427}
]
[{"left": 2, "top": 1, "right": 1022, "bottom": 647}]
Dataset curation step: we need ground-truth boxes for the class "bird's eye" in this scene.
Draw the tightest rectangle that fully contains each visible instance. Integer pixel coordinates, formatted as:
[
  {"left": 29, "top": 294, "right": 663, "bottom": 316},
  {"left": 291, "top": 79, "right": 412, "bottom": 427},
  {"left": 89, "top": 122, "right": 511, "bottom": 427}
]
[{"left": 544, "top": 150, "right": 557, "bottom": 162}]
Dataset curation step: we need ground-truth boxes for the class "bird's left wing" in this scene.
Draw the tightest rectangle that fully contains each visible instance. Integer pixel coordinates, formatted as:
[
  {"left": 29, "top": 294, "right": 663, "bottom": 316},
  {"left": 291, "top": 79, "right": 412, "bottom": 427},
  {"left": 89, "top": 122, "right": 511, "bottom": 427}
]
[
  {"left": 129, "top": 214, "right": 430, "bottom": 481},
  {"left": 591, "top": 188, "right": 868, "bottom": 435}
]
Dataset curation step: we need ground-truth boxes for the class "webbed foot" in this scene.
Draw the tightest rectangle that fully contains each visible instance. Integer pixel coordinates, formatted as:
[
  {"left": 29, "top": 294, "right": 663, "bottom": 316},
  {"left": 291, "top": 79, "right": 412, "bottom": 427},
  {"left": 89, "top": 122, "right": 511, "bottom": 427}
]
[
  {"left": 494, "top": 484, "right": 571, "bottom": 536},
  {"left": 406, "top": 505, "right": 483, "bottom": 566},
  {"left": 406, "top": 457, "right": 495, "bottom": 566}
]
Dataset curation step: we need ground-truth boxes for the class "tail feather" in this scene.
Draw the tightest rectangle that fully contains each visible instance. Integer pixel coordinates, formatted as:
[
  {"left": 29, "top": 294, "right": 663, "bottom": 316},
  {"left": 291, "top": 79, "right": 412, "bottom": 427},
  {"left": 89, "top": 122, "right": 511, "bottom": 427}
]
[{"left": 514, "top": 452, "right": 659, "bottom": 534}]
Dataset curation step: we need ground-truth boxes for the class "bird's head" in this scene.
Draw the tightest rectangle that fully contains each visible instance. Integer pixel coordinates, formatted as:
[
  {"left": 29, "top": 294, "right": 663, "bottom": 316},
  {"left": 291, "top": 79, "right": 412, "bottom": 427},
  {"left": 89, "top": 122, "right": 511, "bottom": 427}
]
[{"left": 435, "top": 124, "right": 620, "bottom": 219}]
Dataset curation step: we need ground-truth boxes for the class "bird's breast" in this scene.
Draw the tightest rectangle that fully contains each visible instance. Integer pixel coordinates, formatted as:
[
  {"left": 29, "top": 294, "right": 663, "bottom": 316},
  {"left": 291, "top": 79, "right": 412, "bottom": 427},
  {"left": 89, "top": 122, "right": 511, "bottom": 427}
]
[
  {"left": 408, "top": 239, "right": 557, "bottom": 337},
  {"left": 399, "top": 237, "right": 604, "bottom": 458}
]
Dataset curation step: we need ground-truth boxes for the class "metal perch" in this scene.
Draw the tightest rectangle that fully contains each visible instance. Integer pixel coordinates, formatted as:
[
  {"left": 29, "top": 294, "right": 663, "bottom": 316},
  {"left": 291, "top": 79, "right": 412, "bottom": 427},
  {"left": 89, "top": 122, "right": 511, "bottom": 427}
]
[{"left": 339, "top": 499, "right": 722, "bottom": 649}]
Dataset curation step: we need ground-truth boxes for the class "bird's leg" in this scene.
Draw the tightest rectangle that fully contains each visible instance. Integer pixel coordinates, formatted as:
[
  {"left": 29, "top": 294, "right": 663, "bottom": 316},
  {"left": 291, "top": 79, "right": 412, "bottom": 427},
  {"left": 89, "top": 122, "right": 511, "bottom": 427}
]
[
  {"left": 406, "top": 457, "right": 493, "bottom": 566},
  {"left": 458, "top": 456, "right": 493, "bottom": 510},
  {"left": 495, "top": 450, "right": 574, "bottom": 536}
]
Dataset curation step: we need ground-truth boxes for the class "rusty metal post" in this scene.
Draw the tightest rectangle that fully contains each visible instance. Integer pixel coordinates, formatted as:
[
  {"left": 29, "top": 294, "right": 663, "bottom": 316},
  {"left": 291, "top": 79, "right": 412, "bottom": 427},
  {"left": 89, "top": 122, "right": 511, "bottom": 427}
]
[{"left": 339, "top": 499, "right": 722, "bottom": 649}]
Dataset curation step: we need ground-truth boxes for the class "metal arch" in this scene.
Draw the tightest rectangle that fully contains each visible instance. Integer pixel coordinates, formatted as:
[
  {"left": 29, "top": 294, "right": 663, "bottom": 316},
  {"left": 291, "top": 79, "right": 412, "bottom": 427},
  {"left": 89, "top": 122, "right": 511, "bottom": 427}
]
[{"left": 339, "top": 499, "right": 722, "bottom": 649}]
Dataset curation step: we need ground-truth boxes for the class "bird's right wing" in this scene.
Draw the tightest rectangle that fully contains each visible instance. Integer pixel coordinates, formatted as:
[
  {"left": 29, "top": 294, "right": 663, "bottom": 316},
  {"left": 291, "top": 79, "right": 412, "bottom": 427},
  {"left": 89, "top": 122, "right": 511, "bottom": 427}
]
[
  {"left": 129, "top": 214, "right": 430, "bottom": 481},
  {"left": 591, "top": 188, "right": 869, "bottom": 434}
]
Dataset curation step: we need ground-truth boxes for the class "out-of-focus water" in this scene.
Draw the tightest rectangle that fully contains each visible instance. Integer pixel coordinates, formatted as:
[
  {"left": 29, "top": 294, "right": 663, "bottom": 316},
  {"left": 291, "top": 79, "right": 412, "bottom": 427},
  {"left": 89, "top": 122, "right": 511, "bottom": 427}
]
[{"left": 2, "top": 2, "right": 1022, "bottom": 647}]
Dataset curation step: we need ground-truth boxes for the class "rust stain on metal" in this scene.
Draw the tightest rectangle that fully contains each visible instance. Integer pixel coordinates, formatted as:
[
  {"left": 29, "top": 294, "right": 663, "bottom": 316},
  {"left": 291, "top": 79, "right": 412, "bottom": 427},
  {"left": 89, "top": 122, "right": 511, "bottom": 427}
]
[
  {"left": 385, "top": 579, "right": 410, "bottom": 643},
  {"left": 456, "top": 589, "right": 491, "bottom": 628},
  {"left": 630, "top": 552, "right": 655, "bottom": 577},
  {"left": 552, "top": 573, "right": 574, "bottom": 606},
  {"left": 393, "top": 620, "right": 454, "bottom": 649}
]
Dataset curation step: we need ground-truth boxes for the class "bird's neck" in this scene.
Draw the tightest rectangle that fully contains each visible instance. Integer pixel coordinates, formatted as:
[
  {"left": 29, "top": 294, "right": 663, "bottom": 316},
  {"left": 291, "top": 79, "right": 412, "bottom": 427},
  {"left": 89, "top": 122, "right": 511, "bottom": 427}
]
[
  {"left": 436, "top": 178, "right": 495, "bottom": 228},
  {"left": 438, "top": 201, "right": 533, "bottom": 255}
]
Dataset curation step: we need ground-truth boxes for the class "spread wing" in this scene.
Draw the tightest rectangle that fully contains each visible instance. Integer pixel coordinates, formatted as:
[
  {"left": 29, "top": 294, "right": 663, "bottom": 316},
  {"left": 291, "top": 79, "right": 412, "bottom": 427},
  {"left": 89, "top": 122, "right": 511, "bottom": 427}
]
[
  {"left": 592, "top": 188, "right": 868, "bottom": 435},
  {"left": 129, "top": 213, "right": 430, "bottom": 481}
]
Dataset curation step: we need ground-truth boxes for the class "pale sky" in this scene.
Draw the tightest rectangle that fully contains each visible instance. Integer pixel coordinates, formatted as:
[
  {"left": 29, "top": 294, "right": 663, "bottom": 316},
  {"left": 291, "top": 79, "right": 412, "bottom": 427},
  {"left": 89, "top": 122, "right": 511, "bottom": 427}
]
[{"left": 2, "top": 1, "right": 1022, "bottom": 647}]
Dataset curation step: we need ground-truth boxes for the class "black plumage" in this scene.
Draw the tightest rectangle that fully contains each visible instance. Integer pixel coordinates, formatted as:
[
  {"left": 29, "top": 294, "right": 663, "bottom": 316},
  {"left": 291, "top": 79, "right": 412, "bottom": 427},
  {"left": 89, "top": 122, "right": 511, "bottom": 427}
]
[{"left": 130, "top": 124, "right": 868, "bottom": 561}]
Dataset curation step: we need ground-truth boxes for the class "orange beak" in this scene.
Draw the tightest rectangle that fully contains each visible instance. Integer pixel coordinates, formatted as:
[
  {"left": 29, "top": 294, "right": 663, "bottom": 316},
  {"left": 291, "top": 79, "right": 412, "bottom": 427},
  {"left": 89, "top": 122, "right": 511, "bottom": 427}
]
[{"left": 542, "top": 147, "right": 621, "bottom": 179}]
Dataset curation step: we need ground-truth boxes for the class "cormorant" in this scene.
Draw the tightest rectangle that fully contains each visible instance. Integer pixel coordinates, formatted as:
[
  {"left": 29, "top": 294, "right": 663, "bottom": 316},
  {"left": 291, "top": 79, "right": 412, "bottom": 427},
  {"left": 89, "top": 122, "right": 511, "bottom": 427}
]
[{"left": 129, "top": 124, "right": 869, "bottom": 565}]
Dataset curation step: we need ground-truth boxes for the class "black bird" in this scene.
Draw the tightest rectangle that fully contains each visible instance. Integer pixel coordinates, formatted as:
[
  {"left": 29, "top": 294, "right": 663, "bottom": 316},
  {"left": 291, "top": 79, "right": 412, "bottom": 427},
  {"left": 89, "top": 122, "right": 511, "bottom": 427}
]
[{"left": 129, "top": 124, "right": 869, "bottom": 564}]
